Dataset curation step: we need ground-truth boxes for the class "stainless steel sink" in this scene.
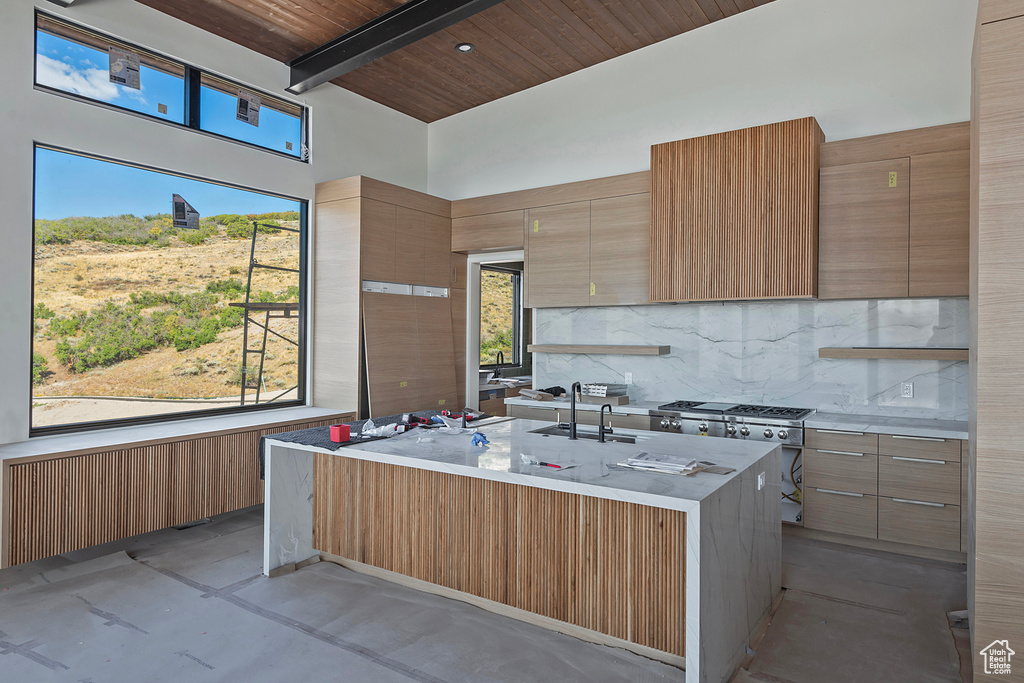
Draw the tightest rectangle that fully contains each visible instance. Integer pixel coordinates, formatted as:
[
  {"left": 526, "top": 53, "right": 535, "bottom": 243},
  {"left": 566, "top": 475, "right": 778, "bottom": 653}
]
[{"left": 529, "top": 424, "right": 637, "bottom": 444}]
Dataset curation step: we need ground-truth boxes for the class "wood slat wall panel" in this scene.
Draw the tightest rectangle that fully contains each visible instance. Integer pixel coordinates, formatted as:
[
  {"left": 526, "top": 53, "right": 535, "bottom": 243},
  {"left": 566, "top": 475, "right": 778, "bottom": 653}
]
[
  {"left": 5, "top": 416, "right": 349, "bottom": 566},
  {"left": 651, "top": 117, "right": 820, "bottom": 302},
  {"left": 313, "top": 455, "right": 686, "bottom": 656}
]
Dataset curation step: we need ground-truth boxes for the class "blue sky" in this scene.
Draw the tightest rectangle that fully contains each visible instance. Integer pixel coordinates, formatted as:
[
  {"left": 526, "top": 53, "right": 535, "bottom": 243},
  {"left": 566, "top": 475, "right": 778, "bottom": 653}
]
[
  {"left": 36, "top": 30, "right": 302, "bottom": 156},
  {"left": 35, "top": 147, "right": 301, "bottom": 220}
]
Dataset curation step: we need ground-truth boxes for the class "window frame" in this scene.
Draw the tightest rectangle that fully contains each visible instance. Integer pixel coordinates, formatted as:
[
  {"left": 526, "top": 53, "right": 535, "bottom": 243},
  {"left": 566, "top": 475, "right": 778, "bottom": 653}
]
[
  {"left": 478, "top": 265, "right": 523, "bottom": 371},
  {"left": 29, "top": 143, "right": 310, "bottom": 437},
  {"left": 34, "top": 11, "right": 310, "bottom": 163}
]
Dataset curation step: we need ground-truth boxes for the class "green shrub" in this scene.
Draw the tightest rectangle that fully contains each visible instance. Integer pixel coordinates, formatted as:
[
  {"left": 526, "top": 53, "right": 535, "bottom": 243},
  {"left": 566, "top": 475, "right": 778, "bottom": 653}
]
[
  {"left": 32, "top": 353, "right": 49, "bottom": 386},
  {"left": 34, "top": 303, "right": 56, "bottom": 319}
]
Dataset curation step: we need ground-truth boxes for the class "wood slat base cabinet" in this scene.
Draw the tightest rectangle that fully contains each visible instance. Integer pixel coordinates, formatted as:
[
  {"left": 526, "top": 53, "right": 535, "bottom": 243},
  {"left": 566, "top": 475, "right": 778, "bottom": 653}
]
[
  {"left": 3, "top": 414, "right": 353, "bottom": 567},
  {"left": 313, "top": 455, "right": 686, "bottom": 657},
  {"left": 818, "top": 123, "right": 969, "bottom": 299},
  {"left": 650, "top": 117, "right": 822, "bottom": 302}
]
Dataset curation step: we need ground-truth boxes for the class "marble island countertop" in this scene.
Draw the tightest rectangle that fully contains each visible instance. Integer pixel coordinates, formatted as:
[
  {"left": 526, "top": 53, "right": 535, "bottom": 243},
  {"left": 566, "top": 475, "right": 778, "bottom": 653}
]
[
  {"left": 266, "top": 417, "right": 779, "bottom": 510},
  {"left": 505, "top": 397, "right": 968, "bottom": 439}
]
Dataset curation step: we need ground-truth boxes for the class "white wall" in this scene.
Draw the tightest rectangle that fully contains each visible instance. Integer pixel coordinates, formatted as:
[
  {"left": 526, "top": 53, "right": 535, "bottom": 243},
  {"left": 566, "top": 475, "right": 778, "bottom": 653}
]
[
  {"left": 0, "top": 0, "right": 428, "bottom": 444},
  {"left": 426, "top": 0, "right": 977, "bottom": 199}
]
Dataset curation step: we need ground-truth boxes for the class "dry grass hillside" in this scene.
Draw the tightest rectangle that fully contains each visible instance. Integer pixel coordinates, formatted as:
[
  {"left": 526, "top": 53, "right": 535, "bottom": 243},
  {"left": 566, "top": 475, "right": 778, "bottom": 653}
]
[{"left": 32, "top": 219, "right": 301, "bottom": 413}]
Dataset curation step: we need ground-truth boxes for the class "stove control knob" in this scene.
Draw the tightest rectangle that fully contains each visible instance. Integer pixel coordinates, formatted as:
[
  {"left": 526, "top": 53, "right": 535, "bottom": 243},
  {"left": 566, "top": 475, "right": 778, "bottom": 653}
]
[
  {"left": 778, "top": 430, "right": 789, "bottom": 440},
  {"left": 671, "top": 419, "right": 682, "bottom": 430},
  {"left": 660, "top": 418, "right": 671, "bottom": 429},
  {"left": 739, "top": 426, "right": 750, "bottom": 437},
  {"left": 698, "top": 423, "right": 708, "bottom": 432},
  {"left": 763, "top": 428, "right": 774, "bottom": 439},
  {"left": 726, "top": 425, "right": 737, "bottom": 436}
]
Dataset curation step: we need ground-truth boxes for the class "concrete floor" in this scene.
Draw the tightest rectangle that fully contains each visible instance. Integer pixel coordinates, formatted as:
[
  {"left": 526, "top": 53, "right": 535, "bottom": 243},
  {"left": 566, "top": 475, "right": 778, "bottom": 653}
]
[
  {"left": 738, "top": 533, "right": 968, "bottom": 683},
  {"left": 0, "top": 507, "right": 967, "bottom": 683}
]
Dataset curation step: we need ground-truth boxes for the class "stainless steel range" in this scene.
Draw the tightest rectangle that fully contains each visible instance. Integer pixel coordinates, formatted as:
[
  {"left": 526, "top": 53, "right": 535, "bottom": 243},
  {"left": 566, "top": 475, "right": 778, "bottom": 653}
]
[{"left": 649, "top": 400, "right": 814, "bottom": 446}]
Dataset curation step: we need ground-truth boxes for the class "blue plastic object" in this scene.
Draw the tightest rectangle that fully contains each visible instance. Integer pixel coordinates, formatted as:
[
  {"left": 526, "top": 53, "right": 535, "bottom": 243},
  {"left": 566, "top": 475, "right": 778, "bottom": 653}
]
[{"left": 471, "top": 432, "right": 490, "bottom": 446}]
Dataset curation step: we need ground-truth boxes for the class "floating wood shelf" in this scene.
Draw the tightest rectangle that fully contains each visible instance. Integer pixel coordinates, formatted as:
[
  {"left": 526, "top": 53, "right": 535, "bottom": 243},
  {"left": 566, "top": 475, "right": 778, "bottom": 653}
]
[
  {"left": 527, "top": 344, "right": 670, "bottom": 356},
  {"left": 818, "top": 347, "right": 969, "bottom": 361}
]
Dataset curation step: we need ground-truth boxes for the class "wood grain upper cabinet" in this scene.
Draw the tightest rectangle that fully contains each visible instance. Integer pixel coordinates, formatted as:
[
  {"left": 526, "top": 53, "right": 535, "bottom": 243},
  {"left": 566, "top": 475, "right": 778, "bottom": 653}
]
[
  {"left": 422, "top": 212, "right": 452, "bottom": 287},
  {"left": 360, "top": 198, "right": 396, "bottom": 282},
  {"left": 451, "top": 210, "right": 525, "bottom": 252},
  {"left": 650, "top": 117, "right": 822, "bottom": 302},
  {"left": 590, "top": 193, "right": 650, "bottom": 306},
  {"left": 909, "top": 150, "right": 969, "bottom": 297},
  {"left": 526, "top": 201, "right": 591, "bottom": 308},
  {"left": 818, "top": 158, "right": 911, "bottom": 299}
]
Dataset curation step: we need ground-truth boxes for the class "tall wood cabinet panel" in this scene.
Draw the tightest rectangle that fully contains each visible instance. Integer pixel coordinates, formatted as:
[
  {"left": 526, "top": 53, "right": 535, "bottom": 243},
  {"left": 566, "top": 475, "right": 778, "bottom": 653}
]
[
  {"left": 972, "top": 7, "right": 1024, "bottom": 670},
  {"left": 314, "top": 175, "right": 456, "bottom": 418},
  {"left": 360, "top": 198, "right": 397, "bottom": 282},
  {"left": 451, "top": 210, "right": 525, "bottom": 252},
  {"left": 450, "top": 287, "right": 467, "bottom": 408},
  {"left": 526, "top": 201, "right": 591, "bottom": 308},
  {"left": 395, "top": 206, "right": 424, "bottom": 285},
  {"left": 818, "top": 158, "right": 911, "bottom": 299},
  {"left": 909, "top": 149, "right": 970, "bottom": 297},
  {"left": 423, "top": 212, "right": 452, "bottom": 287},
  {"left": 650, "top": 117, "right": 822, "bottom": 302},
  {"left": 312, "top": 197, "right": 362, "bottom": 411},
  {"left": 590, "top": 193, "right": 650, "bottom": 306}
]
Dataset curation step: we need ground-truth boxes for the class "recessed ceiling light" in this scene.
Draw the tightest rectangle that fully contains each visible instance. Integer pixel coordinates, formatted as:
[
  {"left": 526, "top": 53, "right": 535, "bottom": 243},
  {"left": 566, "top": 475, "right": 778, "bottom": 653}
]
[{"left": 455, "top": 43, "right": 474, "bottom": 53}]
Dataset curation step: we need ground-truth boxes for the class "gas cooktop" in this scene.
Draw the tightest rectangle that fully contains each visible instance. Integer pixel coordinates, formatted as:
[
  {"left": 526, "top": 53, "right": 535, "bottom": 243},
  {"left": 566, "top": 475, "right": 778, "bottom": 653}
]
[{"left": 655, "top": 401, "right": 813, "bottom": 421}]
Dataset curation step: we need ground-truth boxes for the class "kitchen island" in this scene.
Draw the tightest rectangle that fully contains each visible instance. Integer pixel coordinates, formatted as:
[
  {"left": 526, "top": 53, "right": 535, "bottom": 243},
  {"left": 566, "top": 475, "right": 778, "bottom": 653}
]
[{"left": 263, "top": 418, "right": 781, "bottom": 683}]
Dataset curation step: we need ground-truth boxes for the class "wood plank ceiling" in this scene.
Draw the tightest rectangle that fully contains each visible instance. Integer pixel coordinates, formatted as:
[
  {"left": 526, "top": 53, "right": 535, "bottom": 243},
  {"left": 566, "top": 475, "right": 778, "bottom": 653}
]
[{"left": 135, "top": 0, "right": 773, "bottom": 122}]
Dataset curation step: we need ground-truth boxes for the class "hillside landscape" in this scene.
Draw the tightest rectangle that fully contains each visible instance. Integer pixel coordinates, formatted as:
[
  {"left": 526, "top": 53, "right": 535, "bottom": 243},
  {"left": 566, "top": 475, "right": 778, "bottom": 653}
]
[{"left": 32, "top": 212, "right": 301, "bottom": 426}]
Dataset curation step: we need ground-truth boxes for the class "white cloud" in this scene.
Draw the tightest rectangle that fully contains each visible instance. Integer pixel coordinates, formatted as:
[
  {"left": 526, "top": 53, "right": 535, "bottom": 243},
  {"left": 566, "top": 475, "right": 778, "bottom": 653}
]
[{"left": 37, "top": 54, "right": 121, "bottom": 102}]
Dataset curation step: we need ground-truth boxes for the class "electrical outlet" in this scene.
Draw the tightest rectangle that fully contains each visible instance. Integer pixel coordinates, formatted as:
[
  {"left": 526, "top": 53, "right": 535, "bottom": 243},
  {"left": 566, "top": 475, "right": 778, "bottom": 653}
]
[
  {"left": 901, "top": 382, "right": 914, "bottom": 399},
  {"left": 624, "top": 372, "right": 633, "bottom": 385},
  {"left": 757, "top": 472, "right": 766, "bottom": 491}
]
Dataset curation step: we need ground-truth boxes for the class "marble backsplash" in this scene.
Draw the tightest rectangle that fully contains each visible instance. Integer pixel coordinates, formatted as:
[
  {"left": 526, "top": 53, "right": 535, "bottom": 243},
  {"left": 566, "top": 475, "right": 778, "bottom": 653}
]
[{"left": 534, "top": 298, "right": 969, "bottom": 420}]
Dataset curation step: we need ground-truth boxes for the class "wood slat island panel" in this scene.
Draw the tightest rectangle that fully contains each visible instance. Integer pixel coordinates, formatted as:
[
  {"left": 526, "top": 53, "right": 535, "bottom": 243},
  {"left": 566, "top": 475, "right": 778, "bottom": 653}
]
[
  {"left": 4, "top": 414, "right": 350, "bottom": 566},
  {"left": 312, "top": 454, "right": 685, "bottom": 657}
]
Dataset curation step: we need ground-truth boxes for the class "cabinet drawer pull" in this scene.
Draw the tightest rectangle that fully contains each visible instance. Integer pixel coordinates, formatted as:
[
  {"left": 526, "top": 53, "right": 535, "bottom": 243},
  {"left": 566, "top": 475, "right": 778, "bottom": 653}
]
[
  {"left": 892, "top": 498, "right": 945, "bottom": 508},
  {"left": 816, "top": 488, "right": 864, "bottom": 498},
  {"left": 815, "top": 429, "right": 865, "bottom": 436},
  {"left": 892, "top": 456, "right": 947, "bottom": 465},
  {"left": 891, "top": 435, "right": 946, "bottom": 443},
  {"left": 816, "top": 449, "right": 864, "bottom": 457}
]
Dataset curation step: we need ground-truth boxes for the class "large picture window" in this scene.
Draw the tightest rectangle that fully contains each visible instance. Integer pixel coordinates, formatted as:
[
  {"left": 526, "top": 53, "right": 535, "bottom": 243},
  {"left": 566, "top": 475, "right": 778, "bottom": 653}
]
[
  {"left": 32, "top": 146, "right": 306, "bottom": 433},
  {"left": 35, "top": 13, "right": 307, "bottom": 160}
]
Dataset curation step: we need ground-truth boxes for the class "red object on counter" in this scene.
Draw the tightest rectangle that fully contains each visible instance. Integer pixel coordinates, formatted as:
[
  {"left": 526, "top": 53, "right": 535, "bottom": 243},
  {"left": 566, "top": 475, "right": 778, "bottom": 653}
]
[{"left": 330, "top": 424, "right": 351, "bottom": 443}]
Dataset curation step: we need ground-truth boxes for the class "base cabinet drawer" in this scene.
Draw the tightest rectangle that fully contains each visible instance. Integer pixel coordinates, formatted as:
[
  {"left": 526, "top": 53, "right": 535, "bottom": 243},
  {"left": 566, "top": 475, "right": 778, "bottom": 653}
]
[
  {"left": 804, "top": 449, "right": 878, "bottom": 495},
  {"left": 806, "top": 428, "right": 879, "bottom": 454},
  {"left": 803, "top": 487, "right": 877, "bottom": 539},
  {"left": 878, "top": 434, "right": 961, "bottom": 461},
  {"left": 508, "top": 405, "right": 562, "bottom": 422},
  {"left": 878, "top": 496, "right": 960, "bottom": 551},
  {"left": 878, "top": 455, "right": 960, "bottom": 505},
  {"left": 576, "top": 411, "right": 649, "bottom": 430}
]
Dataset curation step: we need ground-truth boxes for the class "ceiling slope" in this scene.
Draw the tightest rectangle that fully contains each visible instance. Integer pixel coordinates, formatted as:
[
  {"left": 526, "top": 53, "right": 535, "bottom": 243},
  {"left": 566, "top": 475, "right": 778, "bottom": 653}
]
[{"left": 136, "top": 0, "right": 773, "bottom": 122}]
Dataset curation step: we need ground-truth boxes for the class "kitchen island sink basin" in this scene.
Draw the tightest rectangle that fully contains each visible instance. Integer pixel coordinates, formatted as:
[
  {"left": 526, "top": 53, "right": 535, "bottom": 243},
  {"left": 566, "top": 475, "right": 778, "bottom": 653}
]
[{"left": 529, "top": 423, "right": 641, "bottom": 444}]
